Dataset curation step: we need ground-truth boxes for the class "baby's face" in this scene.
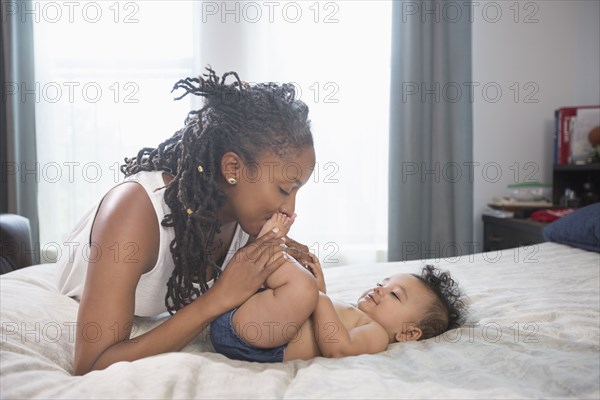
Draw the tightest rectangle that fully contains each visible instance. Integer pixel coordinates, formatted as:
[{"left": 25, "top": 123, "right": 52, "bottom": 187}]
[{"left": 356, "top": 274, "right": 433, "bottom": 341}]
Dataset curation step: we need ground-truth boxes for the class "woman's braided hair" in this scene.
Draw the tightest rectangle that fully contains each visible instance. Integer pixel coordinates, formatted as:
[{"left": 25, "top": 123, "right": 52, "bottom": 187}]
[{"left": 120, "top": 66, "right": 313, "bottom": 313}]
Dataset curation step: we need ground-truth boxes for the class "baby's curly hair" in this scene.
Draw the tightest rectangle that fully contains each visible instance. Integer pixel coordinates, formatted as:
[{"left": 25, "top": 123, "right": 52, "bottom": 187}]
[{"left": 412, "top": 265, "right": 467, "bottom": 340}]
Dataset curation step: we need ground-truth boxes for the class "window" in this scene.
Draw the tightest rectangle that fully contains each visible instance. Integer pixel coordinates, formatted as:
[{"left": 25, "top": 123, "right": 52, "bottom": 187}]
[
  {"left": 34, "top": 0, "right": 391, "bottom": 266},
  {"left": 33, "top": 1, "right": 194, "bottom": 258}
]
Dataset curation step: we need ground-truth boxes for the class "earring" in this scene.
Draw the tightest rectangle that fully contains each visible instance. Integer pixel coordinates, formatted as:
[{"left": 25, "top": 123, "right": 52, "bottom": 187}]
[
  {"left": 197, "top": 165, "right": 204, "bottom": 173},
  {"left": 227, "top": 177, "right": 238, "bottom": 185},
  {"left": 186, "top": 208, "right": 193, "bottom": 215}
]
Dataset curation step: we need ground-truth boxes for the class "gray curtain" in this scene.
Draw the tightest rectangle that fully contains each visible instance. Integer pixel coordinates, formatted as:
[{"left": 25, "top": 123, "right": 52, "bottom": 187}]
[
  {"left": 1, "top": 0, "right": 40, "bottom": 262},
  {"left": 388, "top": 1, "right": 473, "bottom": 261}
]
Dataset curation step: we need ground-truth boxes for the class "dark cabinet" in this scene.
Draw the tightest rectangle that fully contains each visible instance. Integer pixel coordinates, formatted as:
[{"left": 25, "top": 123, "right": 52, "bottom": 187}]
[{"left": 482, "top": 215, "right": 547, "bottom": 251}]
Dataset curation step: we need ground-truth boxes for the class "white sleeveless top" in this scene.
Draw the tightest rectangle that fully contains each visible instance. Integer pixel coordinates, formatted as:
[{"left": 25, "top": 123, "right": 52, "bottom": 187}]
[{"left": 56, "top": 171, "right": 249, "bottom": 316}]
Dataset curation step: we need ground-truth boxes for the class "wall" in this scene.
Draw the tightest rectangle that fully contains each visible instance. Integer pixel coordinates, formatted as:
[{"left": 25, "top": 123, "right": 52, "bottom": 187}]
[{"left": 472, "top": 0, "right": 600, "bottom": 251}]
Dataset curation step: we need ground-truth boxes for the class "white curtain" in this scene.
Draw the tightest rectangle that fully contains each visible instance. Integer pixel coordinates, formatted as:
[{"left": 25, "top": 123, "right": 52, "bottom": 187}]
[{"left": 34, "top": 0, "right": 391, "bottom": 267}]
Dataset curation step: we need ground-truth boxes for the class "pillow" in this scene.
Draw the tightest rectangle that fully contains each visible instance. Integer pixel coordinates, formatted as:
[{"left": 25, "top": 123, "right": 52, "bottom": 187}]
[{"left": 543, "top": 202, "right": 600, "bottom": 252}]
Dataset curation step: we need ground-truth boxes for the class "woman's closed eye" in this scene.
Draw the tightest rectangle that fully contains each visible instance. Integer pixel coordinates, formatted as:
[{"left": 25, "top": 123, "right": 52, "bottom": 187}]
[{"left": 279, "top": 187, "right": 291, "bottom": 196}]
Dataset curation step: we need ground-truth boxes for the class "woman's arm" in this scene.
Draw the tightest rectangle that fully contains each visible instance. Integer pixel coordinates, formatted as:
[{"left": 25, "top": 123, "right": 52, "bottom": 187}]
[
  {"left": 74, "top": 183, "right": 286, "bottom": 375},
  {"left": 312, "top": 293, "right": 388, "bottom": 358}
]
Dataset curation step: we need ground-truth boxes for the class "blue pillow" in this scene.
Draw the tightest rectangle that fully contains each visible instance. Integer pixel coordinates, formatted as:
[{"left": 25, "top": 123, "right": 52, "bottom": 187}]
[{"left": 543, "top": 202, "right": 600, "bottom": 252}]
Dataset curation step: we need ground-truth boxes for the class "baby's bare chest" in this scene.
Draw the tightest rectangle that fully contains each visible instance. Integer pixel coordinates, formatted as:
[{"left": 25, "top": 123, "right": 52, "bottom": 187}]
[{"left": 332, "top": 300, "right": 371, "bottom": 330}]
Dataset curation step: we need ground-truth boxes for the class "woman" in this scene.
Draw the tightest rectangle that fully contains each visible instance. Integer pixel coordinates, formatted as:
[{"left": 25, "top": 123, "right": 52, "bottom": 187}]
[{"left": 56, "top": 67, "right": 316, "bottom": 375}]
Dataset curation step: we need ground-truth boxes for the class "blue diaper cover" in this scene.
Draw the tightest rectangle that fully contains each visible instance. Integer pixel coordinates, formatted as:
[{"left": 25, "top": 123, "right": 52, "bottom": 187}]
[{"left": 210, "top": 306, "right": 287, "bottom": 363}]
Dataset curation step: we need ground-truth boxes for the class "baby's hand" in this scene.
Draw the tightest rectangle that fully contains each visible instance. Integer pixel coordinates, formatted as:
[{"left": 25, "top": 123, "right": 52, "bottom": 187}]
[{"left": 304, "top": 253, "right": 326, "bottom": 293}]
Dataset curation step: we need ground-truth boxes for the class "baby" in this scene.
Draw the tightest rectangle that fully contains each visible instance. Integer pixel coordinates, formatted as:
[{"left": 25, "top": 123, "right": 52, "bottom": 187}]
[{"left": 210, "top": 213, "right": 466, "bottom": 362}]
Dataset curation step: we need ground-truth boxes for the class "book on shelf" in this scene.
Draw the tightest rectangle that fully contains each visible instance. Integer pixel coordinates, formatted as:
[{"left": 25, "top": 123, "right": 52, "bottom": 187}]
[{"left": 554, "top": 105, "right": 600, "bottom": 165}]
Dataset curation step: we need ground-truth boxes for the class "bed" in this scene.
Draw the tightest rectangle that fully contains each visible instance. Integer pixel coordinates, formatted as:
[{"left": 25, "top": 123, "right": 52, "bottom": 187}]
[{"left": 1, "top": 240, "right": 599, "bottom": 399}]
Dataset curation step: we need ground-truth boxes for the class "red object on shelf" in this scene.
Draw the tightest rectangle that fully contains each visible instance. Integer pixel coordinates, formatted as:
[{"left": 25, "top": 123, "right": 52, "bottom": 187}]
[
  {"left": 531, "top": 208, "right": 575, "bottom": 223},
  {"left": 555, "top": 106, "right": 600, "bottom": 165}
]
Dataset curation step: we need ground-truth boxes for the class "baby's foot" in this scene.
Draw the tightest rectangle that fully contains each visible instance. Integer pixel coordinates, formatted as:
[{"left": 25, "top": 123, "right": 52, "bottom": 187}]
[{"left": 258, "top": 212, "right": 294, "bottom": 238}]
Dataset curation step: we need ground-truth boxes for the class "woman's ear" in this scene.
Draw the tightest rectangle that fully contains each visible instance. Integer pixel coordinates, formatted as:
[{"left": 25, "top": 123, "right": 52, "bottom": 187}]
[
  {"left": 395, "top": 324, "right": 423, "bottom": 342},
  {"left": 220, "top": 152, "right": 242, "bottom": 183}
]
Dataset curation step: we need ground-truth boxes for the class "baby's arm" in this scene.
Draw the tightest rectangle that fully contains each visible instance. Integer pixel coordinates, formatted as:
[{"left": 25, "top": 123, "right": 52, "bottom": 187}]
[
  {"left": 304, "top": 253, "right": 326, "bottom": 293},
  {"left": 312, "top": 293, "right": 388, "bottom": 358}
]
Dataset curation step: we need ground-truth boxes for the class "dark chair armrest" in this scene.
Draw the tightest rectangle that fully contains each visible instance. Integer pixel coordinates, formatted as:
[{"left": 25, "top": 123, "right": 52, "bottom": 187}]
[{"left": 0, "top": 214, "right": 33, "bottom": 274}]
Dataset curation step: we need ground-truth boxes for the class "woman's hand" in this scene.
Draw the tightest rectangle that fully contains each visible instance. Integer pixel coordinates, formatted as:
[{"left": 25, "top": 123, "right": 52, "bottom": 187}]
[
  {"left": 209, "top": 230, "right": 289, "bottom": 311},
  {"left": 304, "top": 252, "right": 326, "bottom": 293}
]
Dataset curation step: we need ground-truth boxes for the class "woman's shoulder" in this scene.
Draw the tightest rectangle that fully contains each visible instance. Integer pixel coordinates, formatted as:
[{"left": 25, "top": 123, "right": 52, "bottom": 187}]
[
  {"left": 98, "top": 177, "right": 161, "bottom": 232},
  {"left": 104, "top": 178, "right": 155, "bottom": 208},
  {"left": 91, "top": 179, "right": 162, "bottom": 269},
  {"left": 124, "top": 170, "right": 173, "bottom": 187}
]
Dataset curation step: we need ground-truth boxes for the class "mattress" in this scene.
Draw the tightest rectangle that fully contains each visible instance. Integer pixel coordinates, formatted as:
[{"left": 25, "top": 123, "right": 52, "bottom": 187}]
[{"left": 1, "top": 242, "right": 599, "bottom": 399}]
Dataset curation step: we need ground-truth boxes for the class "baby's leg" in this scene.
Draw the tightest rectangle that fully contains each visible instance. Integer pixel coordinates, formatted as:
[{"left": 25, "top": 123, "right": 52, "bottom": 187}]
[{"left": 231, "top": 257, "right": 318, "bottom": 349}]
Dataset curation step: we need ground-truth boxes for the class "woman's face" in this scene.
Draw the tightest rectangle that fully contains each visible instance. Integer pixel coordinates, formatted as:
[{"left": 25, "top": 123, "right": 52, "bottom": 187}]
[{"left": 220, "top": 146, "right": 316, "bottom": 237}]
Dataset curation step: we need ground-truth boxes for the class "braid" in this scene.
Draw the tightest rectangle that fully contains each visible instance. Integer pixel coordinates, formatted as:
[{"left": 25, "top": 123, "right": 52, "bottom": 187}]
[{"left": 121, "top": 66, "right": 312, "bottom": 314}]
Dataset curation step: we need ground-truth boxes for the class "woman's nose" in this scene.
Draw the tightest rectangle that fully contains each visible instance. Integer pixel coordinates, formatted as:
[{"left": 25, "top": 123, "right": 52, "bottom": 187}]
[{"left": 279, "top": 193, "right": 296, "bottom": 217}]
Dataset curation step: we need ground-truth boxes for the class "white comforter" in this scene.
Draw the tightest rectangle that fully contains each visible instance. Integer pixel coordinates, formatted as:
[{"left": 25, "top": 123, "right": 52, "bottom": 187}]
[{"left": 1, "top": 242, "right": 599, "bottom": 399}]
